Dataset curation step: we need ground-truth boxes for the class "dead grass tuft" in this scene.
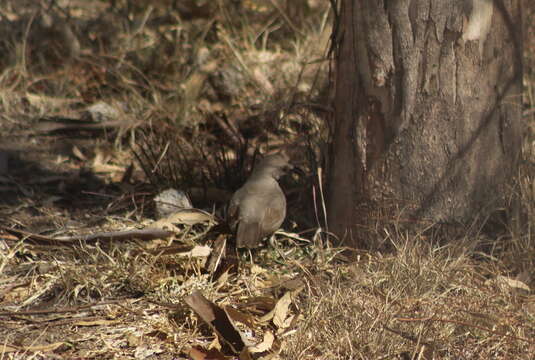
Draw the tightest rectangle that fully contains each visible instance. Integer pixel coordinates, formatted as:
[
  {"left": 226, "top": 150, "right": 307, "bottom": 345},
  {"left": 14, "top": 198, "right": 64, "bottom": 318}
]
[{"left": 285, "top": 237, "right": 535, "bottom": 359}]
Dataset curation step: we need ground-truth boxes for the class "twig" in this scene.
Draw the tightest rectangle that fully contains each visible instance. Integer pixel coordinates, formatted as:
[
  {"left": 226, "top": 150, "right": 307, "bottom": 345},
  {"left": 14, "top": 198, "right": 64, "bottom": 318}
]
[
  {"left": 3, "top": 227, "right": 174, "bottom": 245},
  {"left": 0, "top": 299, "right": 131, "bottom": 317}
]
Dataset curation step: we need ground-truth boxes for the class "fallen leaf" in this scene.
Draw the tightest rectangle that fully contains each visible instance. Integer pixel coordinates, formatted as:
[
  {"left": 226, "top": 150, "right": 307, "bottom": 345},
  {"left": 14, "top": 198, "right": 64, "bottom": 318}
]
[
  {"left": 251, "top": 265, "right": 267, "bottom": 275},
  {"left": 1, "top": 342, "right": 65, "bottom": 353},
  {"left": 493, "top": 275, "right": 530, "bottom": 292},
  {"left": 0, "top": 344, "right": 19, "bottom": 353},
  {"left": 72, "top": 145, "right": 87, "bottom": 161},
  {"left": 277, "top": 314, "right": 295, "bottom": 331},
  {"left": 187, "top": 347, "right": 228, "bottom": 360},
  {"left": 215, "top": 269, "right": 230, "bottom": 290},
  {"left": 248, "top": 331, "right": 274, "bottom": 353},
  {"left": 225, "top": 306, "right": 256, "bottom": 329},
  {"left": 185, "top": 290, "right": 248, "bottom": 354},
  {"left": 206, "top": 235, "right": 226, "bottom": 274},
  {"left": 272, "top": 292, "right": 292, "bottom": 329},
  {"left": 176, "top": 245, "right": 212, "bottom": 258},
  {"left": 93, "top": 163, "right": 125, "bottom": 173},
  {"left": 244, "top": 297, "right": 277, "bottom": 312},
  {"left": 187, "top": 347, "right": 207, "bottom": 360},
  {"left": 259, "top": 292, "right": 292, "bottom": 327},
  {"left": 127, "top": 332, "right": 142, "bottom": 347},
  {"left": 25, "top": 92, "right": 78, "bottom": 109},
  {"left": 152, "top": 209, "right": 215, "bottom": 228}
]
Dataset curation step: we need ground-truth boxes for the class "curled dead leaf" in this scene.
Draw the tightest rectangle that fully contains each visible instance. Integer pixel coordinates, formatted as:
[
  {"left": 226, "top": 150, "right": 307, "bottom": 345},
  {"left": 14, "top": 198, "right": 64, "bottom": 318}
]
[
  {"left": 0, "top": 342, "right": 64, "bottom": 353},
  {"left": 185, "top": 290, "right": 249, "bottom": 354},
  {"left": 491, "top": 275, "right": 530, "bottom": 292},
  {"left": 152, "top": 209, "right": 215, "bottom": 228},
  {"left": 259, "top": 292, "right": 293, "bottom": 329},
  {"left": 248, "top": 331, "right": 274, "bottom": 353},
  {"left": 176, "top": 245, "right": 212, "bottom": 258}
]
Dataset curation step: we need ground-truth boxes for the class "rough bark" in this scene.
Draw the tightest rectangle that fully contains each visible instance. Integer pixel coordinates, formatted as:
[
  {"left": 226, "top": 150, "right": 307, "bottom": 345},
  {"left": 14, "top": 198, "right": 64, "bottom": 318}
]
[
  {"left": 327, "top": 0, "right": 361, "bottom": 243},
  {"left": 328, "top": 0, "right": 523, "bottom": 247}
]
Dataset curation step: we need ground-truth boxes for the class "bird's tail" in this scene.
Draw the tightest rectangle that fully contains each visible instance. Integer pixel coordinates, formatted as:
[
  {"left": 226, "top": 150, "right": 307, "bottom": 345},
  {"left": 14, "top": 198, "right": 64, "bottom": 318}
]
[{"left": 236, "top": 221, "right": 262, "bottom": 249}]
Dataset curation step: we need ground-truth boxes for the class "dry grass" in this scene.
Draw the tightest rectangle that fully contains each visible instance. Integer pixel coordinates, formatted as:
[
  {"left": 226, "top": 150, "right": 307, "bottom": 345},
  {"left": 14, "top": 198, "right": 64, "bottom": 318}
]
[
  {"left": 284, "top": 236, "right": 535, "bottom": 359},
  {"left": 0, "top": 0, "right": 534, "bottom": 359}
]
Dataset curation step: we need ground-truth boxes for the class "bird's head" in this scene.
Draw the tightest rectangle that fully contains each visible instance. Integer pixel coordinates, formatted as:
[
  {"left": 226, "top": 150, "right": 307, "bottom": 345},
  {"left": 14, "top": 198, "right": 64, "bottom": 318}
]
[{"left": 252, "top": 152, "right": 293, "bottom": 180}]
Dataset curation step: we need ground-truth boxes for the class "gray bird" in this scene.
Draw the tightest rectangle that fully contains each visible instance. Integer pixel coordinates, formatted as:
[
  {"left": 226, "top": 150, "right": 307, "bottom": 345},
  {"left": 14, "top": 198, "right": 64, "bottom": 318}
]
[{"left": 228, "top": 153, "right": 292, "bottom": 249}]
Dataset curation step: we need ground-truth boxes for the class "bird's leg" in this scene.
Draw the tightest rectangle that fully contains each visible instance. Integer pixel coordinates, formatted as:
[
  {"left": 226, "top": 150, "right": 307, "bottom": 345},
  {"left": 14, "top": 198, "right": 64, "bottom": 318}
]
[
  {"left": 268, "top": 233, "right": 277, "bottom": 247},
  {"left": 247, "top": 248, "right": 254, "bottom": 265}
]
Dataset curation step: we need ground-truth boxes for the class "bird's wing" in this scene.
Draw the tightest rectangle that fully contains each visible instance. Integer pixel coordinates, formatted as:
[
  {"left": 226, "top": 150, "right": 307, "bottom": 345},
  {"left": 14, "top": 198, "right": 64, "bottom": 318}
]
[
  {"left": 227, "top": 189, "right": 243, "bottom": 230},
  {"left": 260, "top": 193, "right": 286, "bottom": 236}
]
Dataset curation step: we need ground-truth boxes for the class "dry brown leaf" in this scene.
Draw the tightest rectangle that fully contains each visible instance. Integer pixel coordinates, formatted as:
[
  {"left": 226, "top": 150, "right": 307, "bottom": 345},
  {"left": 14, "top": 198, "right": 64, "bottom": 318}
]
[
  {"left": 277, "top": 314, "right": 295, "bottom": 331},
  {"left": 1, "top": 342, "right": 65, "bottom": 353},
  {"left": 206, "top": 235, "right": 226, "bottom": 274},
  {"left": 72, "top": 145, "right": 87, "bottom": 161},
  {"left": 278, "top": 278, "right": 305, "bottom": 291},
  {"left": 127, "top": 332, "right": 142, "bottom": 347},
  {"left": 251, "top": 265, "right": 267, "bottom": 275},
  {"left": 185, "top": 290, "right": 248, "bottom": 354},
  {"left": 187, "top": 346, "right": 229, "bottom": 360},
  {"left": 149, "top": 220, "right": 181, "bottom": 233},
  {"left": 248, "top": 331, "right": 274, "bottom": 353},
  {"left": 272, "top": 292, "right": 292, "bottom": 329},
  {"left": 208, "top": 336, "right": 222, "bottom": 351},
  {"left": 92, "top": 163, "right": 124, "bottom": 174},
  {"left": 176, "top": 245, "right": 212, "bottom": 258},
  {"left": 259, "top": 292, "right": 292, "bottom": 327},
  {"left": 25, "top": 92, "right": 78, "bottom": 109},
  {"left": 494, "top": 275, "right": 530, "bottom": 292},
  {"left": 245, "top": 297, "right": 277, "bottom": 312},
  {"left": 152, "top": 209, "right": 214, "bottom": 228},
  {"left": 187, "top": 347, "right": 206, "bottom": 360},
  {"left": 225, "top": 306, "right": 256, "bottom": 329},
  {"left": 92, "top": 148, "right": 111, "bottom": 167},
  {"left": 0, "top": 344, "right": 19, "bottom": 353},
  {"left": 215, "top": 269, "right": 231, "bottom": 291},
  {"left": 258, "top": 309, "right": 274, "bottom": 324}
]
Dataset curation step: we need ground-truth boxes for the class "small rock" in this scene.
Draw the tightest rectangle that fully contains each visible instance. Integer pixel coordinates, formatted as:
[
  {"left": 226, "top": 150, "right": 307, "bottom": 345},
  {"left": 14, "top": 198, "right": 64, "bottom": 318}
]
[
  {"left": 82, "top": 101, "right": 121, "bottom": 123},
  {"left": 154, "top": 188, "right": 193, "bottom": 219}
]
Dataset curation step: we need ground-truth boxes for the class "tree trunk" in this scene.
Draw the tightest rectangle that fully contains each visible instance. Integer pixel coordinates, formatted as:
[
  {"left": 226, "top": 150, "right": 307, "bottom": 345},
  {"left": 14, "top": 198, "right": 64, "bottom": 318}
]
[{"left": 327, "top": 0, "right": 523, "bottom": 247}]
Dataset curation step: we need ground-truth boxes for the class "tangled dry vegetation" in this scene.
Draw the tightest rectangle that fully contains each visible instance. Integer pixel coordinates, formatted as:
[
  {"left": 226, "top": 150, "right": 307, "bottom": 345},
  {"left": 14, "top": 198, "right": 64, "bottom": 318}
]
[{"left": 0, "top": 1, "right": 534, "bottom": 359}]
